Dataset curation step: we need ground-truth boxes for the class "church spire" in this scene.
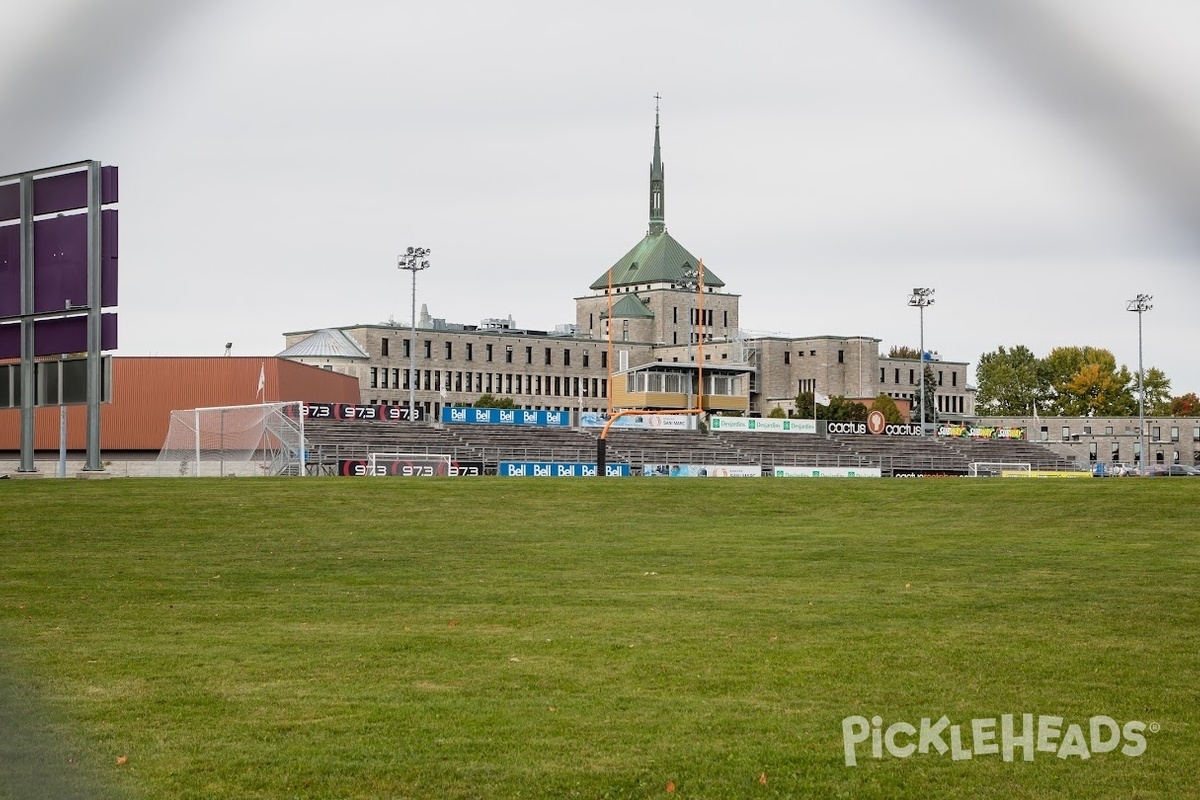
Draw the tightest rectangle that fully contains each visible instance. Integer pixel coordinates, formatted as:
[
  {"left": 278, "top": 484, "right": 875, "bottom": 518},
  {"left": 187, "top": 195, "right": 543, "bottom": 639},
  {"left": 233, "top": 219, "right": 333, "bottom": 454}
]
[{"left": 649, "top": 94, "right": 665, "bottom": 235}]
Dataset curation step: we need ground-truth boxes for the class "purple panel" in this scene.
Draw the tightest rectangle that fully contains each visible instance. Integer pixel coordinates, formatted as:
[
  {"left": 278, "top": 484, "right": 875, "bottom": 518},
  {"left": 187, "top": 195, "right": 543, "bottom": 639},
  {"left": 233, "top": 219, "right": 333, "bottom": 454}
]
[
  {"left": 0, "top": 313, "right": 117, "bottom": 359},
  {"left": 0, "top": 224, "right": 18, "bottom": 317},
  {"left": 0, "top": 166, "right": 117, "bottom": 222},
  {"left": 33, "top": 214, "right": 88, "bottom": 313},
  {"left": 103, "top": 209, "right": 118, "bottom": 308},
  {"left": 0, "top": 182, "right": 16, "bottom": 223}
]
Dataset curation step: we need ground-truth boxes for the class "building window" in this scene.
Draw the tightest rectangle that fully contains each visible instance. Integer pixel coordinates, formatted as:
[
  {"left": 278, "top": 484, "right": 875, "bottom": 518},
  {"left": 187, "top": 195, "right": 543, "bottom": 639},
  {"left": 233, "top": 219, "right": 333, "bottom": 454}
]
[
  {"left": 880, "top": 367, "right": 885, "bottom": 383},
  {"left": 723, "top": 310, "right": 728, "bottom": 328},
  {"left": 1193, "top": 426, "right": 1200, "bottom": 443},
  {"left": 952, "top": 372, "right": 957, "bottom": 387},
  {"left": 938, "top": 371, "right": 944, "bottom": 386},
  {"left": 1083, "top": 426, "right": 1092, "bottom": 435},
  {"left": 526, "top": 346, "right": 533, "bottom": 364},
  {"left": 1170, "top": 426, "right": 1179, "bottom": 443},
  {"left": 442, "top": 341, "right": 450, "bottom": 359},
  {"left": 486, "top": 344, "right": 493, "bottom": 362},
  {"left": 370, "top": 367, "right": 378, "bottom": 388},
  {"left": 1089, "top": 443, "right": 1097, "bottom": 462},
  {"left": 582, "top": 352, "right": 590, "bottom": 367},
  {"left": 810, "top": 350, "right": 816, "bottom": 356},
  {"left": 403, "top": 339, "right": 411, "bottom": 358},
  {"left": 1105, "top": 426, "right": 1114, "bottom": 436},
  {"left": 838, "top": 350, "right": 844, "bottom": 364},
  {"left": 466, "top": 343, "right": 473, "bottom": 361},
  {"left": 423, "top": 340, "right": 432, "bottom": 359},
  {"left": 784, "top": 351, "right": 791, "bottom": 365},
  {"left": 1062, "top": 426, "right": 1071, "bottom": 441},
  {"left": 381, "top": 338, "right": 389, "bottom": 357},
  {"left": 563, "top": 349, "right": 571, "bottom": 366},
  {"left": 673, "top": 307, "right": 678, "bottom": 323},
  {"left": 380, "top": 369, "right": 388, "bottom": 389},
  {"left": 505, "top": 345, "right": 513, "bottom": 363},
  {"left": 909, "top": 369, "right": 915, "bottom": 385},
  {"left": 1040, "top": 426, "right": 1048, "bottom": 442},
  {"left": 1152, "top": 426, "right": 1161, "bottom": 441},
  {"left": 1111, "top": 442, "right": 1120, "bottom": 462},
  {"left": 545, "top": 347, "right": 552, "bottom": 365},
  {"left": 601, "top": 351, "right": 607, "bottom": 368}
]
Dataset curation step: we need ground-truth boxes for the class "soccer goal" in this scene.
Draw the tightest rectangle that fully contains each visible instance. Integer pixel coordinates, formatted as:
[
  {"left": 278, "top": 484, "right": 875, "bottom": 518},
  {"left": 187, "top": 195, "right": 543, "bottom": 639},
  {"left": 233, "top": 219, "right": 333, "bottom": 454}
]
[
  {"left": 154, "top": 401, "right": 305, "bottom": 477},
  {"left": 968, "top": 462, "right": 1032, "bottom": 478}
]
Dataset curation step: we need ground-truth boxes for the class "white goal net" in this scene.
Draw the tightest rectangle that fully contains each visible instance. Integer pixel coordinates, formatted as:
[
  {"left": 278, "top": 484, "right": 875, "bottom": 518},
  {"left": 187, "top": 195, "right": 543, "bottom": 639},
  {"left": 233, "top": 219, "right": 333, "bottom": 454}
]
[
  {"left": 968, "top": 461, "right": 1032, "bottom": 478},
  {"left": 153, "top": 402, "right": 305, "bottom": 477}
]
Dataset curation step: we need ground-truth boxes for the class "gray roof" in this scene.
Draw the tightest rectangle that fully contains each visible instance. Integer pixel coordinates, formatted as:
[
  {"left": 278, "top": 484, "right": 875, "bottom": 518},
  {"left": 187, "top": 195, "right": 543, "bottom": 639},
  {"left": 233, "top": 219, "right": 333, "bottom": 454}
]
[{"left": 276, "top": 329, "right": 369, "bottom": 359}]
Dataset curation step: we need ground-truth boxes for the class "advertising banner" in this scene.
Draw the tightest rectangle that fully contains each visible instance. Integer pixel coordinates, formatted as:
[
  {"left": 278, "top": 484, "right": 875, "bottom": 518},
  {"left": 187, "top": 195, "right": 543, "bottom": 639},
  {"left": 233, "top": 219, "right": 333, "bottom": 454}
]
[
  {"left": 579, "top": 412, "right": 694, "bottom": 430},
  {"left": 938, "top": 424, "right": 1026, "bottom": 440},
  {"left": 498, "top": 461, "right": 630, "bottom": 477},
  {"left": 891, "top": 469, "right": 969, "bottom": 478},
  {"left": 708, "top": 416, "right": 816, "bottom": 434},
  {"left": 773, "top": 466, "right": 882, "bottom": 478},
  {"left": 337, "top": 458, "right": 483, "bottom": 476},
  {"left": 298, "top": 402, "right": 422, "bottom": 422},
  {"left": 643, "top": 464, "right": 762, "bottom": 478},
  {"left": 443, "top": 407, "right": 571, "bottom": 427}
]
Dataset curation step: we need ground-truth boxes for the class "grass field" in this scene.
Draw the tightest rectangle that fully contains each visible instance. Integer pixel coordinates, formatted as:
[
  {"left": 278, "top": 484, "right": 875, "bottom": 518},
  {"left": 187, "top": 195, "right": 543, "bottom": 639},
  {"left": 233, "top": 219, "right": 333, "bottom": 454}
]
[{"left": 1, "top": 477, "right": 1198, "bottom": 799}]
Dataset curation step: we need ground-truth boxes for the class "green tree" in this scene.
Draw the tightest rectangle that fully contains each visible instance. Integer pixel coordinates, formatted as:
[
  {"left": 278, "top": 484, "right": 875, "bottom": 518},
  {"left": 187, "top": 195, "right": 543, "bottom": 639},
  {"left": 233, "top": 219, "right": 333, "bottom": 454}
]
[
  {"left": 1039, "top": 346, "right": 1134, "bottom": 416},
  {"left": 793, "top": 391, "right": 867, "bottom": 421},
  {"left": 767, "top": 406, "right": 787, "bottom": 419},
  {"left": 1136, "top": 367, "right": 1172, "bottom": 415},
  {"left": 472, "top": 393, "right": 517, "bottom": 409},
  {"left": 1169, "top": 392, "right": 1200, "bottom": 416},
  {"left": 975, "top": 344, "right": 1044, "bottom": 416},
  {"left": 870, "top": 393, "right": 905, "bottom": 424},
  {"left": 909, "top": 364, "right": 938, "bottom": 425}
]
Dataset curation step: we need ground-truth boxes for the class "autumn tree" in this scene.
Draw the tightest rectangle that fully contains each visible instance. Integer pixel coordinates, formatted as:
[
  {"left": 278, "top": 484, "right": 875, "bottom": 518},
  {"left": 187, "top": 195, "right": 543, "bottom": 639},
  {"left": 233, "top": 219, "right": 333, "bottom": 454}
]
[
  {"left": 888, "top": 345, "right": 921, "bottom": 359},
  {"left": 1039, "top": 346, "right": 1135, "bottom": 416},
  {"left": 1170, "top": 392, "right": 1200, "bottom": 417}
]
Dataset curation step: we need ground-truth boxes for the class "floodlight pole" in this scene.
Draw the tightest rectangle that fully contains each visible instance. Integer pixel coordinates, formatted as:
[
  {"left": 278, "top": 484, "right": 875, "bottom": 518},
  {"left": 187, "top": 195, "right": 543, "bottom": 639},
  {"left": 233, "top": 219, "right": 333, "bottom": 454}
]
[
  {"left": 399, "top": 247, "right": 431, "bottom": 421},
  {"left": 908, "top": 288, "right": 935, "bottom": 433},
  {"left": 1127, "top": 293, "right": 1152, "bottom": 472}
]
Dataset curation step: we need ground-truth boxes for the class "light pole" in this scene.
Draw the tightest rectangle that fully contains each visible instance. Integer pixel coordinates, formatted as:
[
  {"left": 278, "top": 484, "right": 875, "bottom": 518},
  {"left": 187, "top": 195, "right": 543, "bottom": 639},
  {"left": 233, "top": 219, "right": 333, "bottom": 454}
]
[
  {"left": 908, "top": 288, "right": 935, "bottom": 433},
  {"left": 680, "top": 265, "right": 701, "bottom": 409},
  {"left": 1127, "top": 293, "right": 1152, "bottom": 472},
  {"left": 398, "top": 247, "right": 431, "bottom": 420}
]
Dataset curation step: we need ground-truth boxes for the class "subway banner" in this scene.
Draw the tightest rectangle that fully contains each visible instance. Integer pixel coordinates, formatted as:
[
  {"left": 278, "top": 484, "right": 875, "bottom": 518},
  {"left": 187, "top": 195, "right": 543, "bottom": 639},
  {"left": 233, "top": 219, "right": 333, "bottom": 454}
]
[
  {"left": 643, "top": 464, "right": 762, "bottom": 478},
  {"left": 498, "top": 461, "right": 630, "bottom": 477},
  {"left": 579, "top": 412, "right": 695, "bottom": 430},
  {"left": 294, "top": 402, "right": 422, "bottom": 422},
  {"left": 443, "top": 407, "right": 571, "bottom": 427},
  {"left": 938, "top": 423, "right": 1026, "bottom": 440},
  {"left": 338, "top": 458, "right": 484, "bottom": 477},
  {"left": 708, "top": 417, "right": 816, "bottom": 434},
  {"left": 773, "top": 466, "right": 882, "bottom": 478}
]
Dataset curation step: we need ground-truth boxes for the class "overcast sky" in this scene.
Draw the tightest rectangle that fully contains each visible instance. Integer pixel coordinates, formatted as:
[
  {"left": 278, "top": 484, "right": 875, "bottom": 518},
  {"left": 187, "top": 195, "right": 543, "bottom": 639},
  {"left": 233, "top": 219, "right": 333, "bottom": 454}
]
[{"left": 4, "top": 0, "right": 1198, "bottom": 397}]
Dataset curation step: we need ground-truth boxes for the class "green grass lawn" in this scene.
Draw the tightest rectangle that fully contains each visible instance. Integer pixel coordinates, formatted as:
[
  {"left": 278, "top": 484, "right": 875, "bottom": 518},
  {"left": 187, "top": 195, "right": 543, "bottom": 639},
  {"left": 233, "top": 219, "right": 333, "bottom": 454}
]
[{"left": 2, "top": 478, "right": 1198, "bottom": 799}]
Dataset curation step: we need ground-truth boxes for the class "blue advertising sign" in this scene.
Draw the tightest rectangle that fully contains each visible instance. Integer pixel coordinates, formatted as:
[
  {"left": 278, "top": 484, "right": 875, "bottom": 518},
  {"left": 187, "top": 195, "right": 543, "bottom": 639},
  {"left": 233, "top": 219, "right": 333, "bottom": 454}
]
[
  {"left": 442, "top": 407, "right": 571, "bottom": 427},
  {"left": 498, "top": 461, "right": 630, "bottom": 477}
]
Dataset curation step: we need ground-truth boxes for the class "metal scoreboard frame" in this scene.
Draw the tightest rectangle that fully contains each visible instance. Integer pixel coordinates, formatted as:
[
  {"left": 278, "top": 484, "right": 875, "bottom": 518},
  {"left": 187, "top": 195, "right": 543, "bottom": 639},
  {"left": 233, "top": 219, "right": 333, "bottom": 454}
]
[{"left": 0, "top": 160, "right": 119, "bottom": 473}]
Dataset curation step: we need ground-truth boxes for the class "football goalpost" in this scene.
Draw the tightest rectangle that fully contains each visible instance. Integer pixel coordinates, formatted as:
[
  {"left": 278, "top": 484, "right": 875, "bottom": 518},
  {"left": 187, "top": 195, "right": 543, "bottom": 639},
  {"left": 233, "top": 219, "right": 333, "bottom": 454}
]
[
  {"left": 967, "top": 461, "right": 1032, "bottom": 478},
  {"left": 154, "top": 401, "right": 305, "bottom": 477}
]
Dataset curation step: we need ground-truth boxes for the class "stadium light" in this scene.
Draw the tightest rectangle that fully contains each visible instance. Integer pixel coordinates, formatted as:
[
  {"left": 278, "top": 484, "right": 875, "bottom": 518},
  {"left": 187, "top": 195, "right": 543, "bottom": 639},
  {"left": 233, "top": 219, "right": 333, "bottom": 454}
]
[
  {"left": 1126, "top": 293, "right": 1153, "bottom": 473},
  {"left": 399, "top": 247, "right": 431, "bottom": 420},
  {"left": 680, "top": 265, "right": 701, "bottom": 408},
  {"left": 907, "top": 288, "right": 935, "bottom": 433}
]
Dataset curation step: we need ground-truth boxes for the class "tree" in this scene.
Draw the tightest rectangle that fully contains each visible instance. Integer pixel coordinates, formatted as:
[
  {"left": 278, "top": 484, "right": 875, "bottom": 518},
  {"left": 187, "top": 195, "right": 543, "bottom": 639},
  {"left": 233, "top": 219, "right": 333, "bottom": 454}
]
[
  {"left": 888, "top": 345, "right": 921, "bottom": 359},
  {"left": 794, "top": 391, "right": 868, "bottom": 421},
  {"left": 909, "top": 364, "right": 938, "bottom": 426},
  {"left": 1039, "top": 346, "right": 1135, "bottom": 416},
  {"left": 870, "top": 393, "right": 905, "bottom": 424},
  {"left": 768, "top": 406, "right": 787, "bottom": 419},
  {"left": 473, "top": 393, "right": 517, "bottom": 409},
  {"left": 1170, "top": 392, "right": 1200, "bottom": 417},
  {"left": 1137, "top": 367, "right": 1172, "bottom": 415},
  {"left": 974, "top": 344, "right": 1044, "bottom": 416}
]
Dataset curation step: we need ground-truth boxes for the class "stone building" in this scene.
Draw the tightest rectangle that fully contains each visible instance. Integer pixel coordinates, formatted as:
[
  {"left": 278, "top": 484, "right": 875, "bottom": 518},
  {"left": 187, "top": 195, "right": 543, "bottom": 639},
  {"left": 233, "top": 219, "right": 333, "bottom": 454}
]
[{"left": 280, "top": 111, "right": 977, "bottom": 422}]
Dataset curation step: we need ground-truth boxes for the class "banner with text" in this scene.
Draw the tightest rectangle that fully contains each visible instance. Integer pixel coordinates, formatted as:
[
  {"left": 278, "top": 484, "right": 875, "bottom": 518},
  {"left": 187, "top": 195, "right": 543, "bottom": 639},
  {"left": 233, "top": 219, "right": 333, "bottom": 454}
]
[
  {"left": 296, "top": 402, "right": 422, "bottom": 422},
  {"left": 443, "top": 407, "right": 571, "bottom": 427},
  {"left": 643, "top": 464, "right": 762, "bottom": 478},
  {"left": 773, "top": 466, "right": 882, "bottom": 478},
  {"left": 498, "top": 461, "right": 630, "bottom": 477},
  {"left": 709, "top": 416, "right": 816, "bottom": 434},
  {"left": 579, "top": 412, "right": 695, "bottom": 430}
]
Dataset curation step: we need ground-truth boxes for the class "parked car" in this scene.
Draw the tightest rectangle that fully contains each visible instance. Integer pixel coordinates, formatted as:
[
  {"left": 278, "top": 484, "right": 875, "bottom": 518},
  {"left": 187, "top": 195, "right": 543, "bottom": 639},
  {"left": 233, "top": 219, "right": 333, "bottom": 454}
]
[{"left": 1164, "top": 465, "right": 1200, "bottom": 477}]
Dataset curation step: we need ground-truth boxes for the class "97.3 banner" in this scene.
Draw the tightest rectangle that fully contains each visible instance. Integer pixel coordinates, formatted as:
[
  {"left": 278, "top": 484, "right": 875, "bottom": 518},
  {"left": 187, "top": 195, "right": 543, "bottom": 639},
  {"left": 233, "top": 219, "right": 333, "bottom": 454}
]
[
  {"left": 337, "top": 458, "right": 484, "bottom": 477},
  {"left": 289, "top": 403, "right": 423, "bottom": 422}
]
